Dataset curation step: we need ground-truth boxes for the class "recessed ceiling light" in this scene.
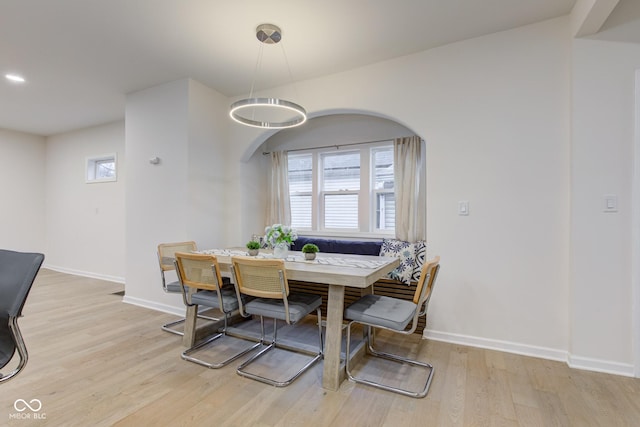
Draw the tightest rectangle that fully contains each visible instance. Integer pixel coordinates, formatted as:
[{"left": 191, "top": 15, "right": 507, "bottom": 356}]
[{"left": 5, "top": 74, "right": 26, "bottom": 83}]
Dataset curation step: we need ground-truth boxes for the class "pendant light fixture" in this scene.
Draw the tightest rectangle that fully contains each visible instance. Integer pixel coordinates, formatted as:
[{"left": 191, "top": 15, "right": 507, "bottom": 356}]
[{"left": 229, "top": 24, "right": 307, "bottom": 129}]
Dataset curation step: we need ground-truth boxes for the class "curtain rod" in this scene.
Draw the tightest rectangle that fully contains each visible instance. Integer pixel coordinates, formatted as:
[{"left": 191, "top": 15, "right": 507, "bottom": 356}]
[{"left": 262, "top": 138, "right": 397, "bottom": 155}]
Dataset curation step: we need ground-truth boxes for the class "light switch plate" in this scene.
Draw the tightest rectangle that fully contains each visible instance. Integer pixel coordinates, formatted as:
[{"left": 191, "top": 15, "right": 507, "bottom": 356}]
[
  {"left": 603, "top": 194, "right": 617, "bottom": 213},
  {"left": 458, "top": 201, "right": 469, "bottom": 216}
]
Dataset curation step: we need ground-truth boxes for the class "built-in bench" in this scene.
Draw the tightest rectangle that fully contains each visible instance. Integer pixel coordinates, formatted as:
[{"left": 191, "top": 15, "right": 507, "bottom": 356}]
[{"left": 289, "top": 236, "right": 427, "bottom": 335}]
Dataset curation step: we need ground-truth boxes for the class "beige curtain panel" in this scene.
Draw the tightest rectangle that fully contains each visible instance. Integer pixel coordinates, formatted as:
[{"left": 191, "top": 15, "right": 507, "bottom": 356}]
[
  {"left": 266, "top": 151, "right": 291, "bottom": 226},
  {"left": 394, "top": 136, "right": 426, "bottom": 242}
]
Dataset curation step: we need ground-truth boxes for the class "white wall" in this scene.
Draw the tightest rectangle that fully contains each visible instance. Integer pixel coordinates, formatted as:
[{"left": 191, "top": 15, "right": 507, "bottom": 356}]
[
  {"left": 264, "top": 113, "right": 414, "bottom": 152},
  {"left": 0, "top": 129, "right": 46, "bottom": 252},
  {"left": 219, "top": 18, "right": 575, "bottom": 362},
  {"left": 186, "top": 80, "right": 233, "bottom": 248},
  {"left": 570, "top": 38, "right": 640, "bottom": 374},
  {"left": 125, "top": 79, "right": 190, "bottom": 313},
  {"left": 124, "top": 79, "right": 230, "bottom": 315},
  {"left": 45, "top": 121, "right": 125, "bottom": 281}
]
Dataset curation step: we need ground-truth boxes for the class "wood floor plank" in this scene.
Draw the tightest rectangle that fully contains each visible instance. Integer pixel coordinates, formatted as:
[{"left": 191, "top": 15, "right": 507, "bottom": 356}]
[
  {"left": 437, "top": 347, "right": 468, "bottom": 426},
  {"left": 1, "top": 269, "right": 639, "bottom": 426}
]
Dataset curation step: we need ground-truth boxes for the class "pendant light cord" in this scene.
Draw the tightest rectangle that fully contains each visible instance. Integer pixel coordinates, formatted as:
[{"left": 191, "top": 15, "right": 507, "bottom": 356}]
[
  {"left": 249, "top": 42, "right": 266, "bottom": 99},
  {"left": 279, "top": 39, "right": 302, "bottom": 105}
]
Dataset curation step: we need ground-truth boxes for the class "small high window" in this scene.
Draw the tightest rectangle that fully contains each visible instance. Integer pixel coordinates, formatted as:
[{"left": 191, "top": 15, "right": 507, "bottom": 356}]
[{"left": 86, "top": 154, "right": 117, "bottom": 183}]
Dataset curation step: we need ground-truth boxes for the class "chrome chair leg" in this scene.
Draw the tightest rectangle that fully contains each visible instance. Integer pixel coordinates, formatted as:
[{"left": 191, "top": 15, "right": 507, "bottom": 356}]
[
  {"left": 161, "top": 317, "right": 187, "bottom": 336},
  {"left": 181, "top": 315, "right": 261, "bottom": 369},
  {"left": 345, "top": 322, "right": 434, "bottom": 398},
  {"left": 236, "top": 309, "right": 323, "bottom": 387},
  {"left": 181, "top": 332, "right": 261, "bottom": 369},
  {"left": 162, "top": 312, "right": 221, "bottom": 336},
  {"left": 0, "top": 317, "right": 29, "bottom": 384}
]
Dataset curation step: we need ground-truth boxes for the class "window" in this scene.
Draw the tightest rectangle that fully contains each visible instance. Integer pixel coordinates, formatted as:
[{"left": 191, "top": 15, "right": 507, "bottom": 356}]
[
  {"left": 288, "top": 142, "right": 394, "bottom": 236},
  {"left": 86, "top": 154, "right": 117, "bottom": 183},
  {"left": 372, "top": 147, "right": 395, "bottom": 230}
]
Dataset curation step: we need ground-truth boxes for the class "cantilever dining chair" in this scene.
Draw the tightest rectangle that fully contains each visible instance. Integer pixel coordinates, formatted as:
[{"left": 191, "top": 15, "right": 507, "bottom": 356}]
[
  {"left": 157, "top": 242, "right": 225, "bottom": 335},
  {"left": 231, "top": 256, "right": 323, "bottom": 387},
  {"left": 344, "top": 256, "right": 440, "bottom": 398},
  {"left": 0, "top": 249, "right": 44, "bottom": 383},
  {"left": 174, "top": 252, "right": 260, "bottom": 369}
]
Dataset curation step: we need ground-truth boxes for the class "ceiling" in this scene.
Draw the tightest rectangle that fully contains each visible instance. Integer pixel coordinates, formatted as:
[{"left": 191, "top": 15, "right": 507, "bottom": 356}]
[{"left": 0, "top": 0, "right": 582, "bottom": 136}]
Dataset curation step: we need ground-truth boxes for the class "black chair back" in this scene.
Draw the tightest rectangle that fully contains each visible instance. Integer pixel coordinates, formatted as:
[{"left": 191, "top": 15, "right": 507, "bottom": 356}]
[{"left": 0, "top": 249, "right": 44, "bottom": 377}]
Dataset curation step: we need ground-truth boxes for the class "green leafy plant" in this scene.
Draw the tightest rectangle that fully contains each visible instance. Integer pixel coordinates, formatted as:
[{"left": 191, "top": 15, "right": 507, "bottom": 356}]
[
  {"left": 264, "top": 224, "right": 298, "bottom": 247},
  {"left": 301, "top": 243, "right": 319, "bottom": 253},
  {"left": 246, "top": 240, "right": 260, "bottom": 250}
]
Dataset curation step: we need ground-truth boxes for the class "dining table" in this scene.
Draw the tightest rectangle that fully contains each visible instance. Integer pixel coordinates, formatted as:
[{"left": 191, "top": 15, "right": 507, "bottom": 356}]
[{"left": 182, "top": 248, "right": 400, "bottom": 391}]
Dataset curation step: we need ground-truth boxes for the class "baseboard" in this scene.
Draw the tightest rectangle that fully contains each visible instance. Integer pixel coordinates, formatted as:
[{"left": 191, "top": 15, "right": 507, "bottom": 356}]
[
  {"left": 424, "top": 329, "right": 567, "bottom": 362},
  {"left": 424, "top": 329, "right": 636, "bottom": 378},
  {"left": 44, "top": 264, "right": 125, "bottom": 284},
  {"left": 567, "top": 354, "right": 635, "bottom": 377},
  {"left": 122, "top": 295, "right": 185, "bottom": 317}
]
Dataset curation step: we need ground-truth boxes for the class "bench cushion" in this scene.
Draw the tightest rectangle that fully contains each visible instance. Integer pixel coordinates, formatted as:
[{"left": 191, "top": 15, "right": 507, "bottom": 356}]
[{"left": 291, "top": 237, "right": 382, "bottom": 256}]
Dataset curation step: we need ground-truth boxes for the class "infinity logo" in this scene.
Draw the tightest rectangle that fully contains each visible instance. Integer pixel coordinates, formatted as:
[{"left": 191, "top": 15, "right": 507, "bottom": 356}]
[{"left": 14, "top": 399, "right": 42, "bottom": 412}]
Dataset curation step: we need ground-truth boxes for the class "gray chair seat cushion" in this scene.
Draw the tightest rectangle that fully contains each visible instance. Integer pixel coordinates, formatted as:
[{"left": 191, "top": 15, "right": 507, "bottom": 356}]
[
  {"left": 345, "top": 294, "right": 417, "bottom": 331},
  {"left": 167, "top": 276, "right": 231, "bottom": 294},
  {"left": 191, "top": 287, "right": 241, "bottom": 312},
  {"left": 166, "top": 280, "right": 183, "bottom": 293},
  {"left": 245, "top": 292, "right": 321, "bottom": 324}
]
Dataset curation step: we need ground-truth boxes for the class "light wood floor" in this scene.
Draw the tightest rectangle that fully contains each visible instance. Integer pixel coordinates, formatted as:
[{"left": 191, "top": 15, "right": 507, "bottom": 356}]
[{"left": 2, "top": 269, "right": 639, "bottom": 426}]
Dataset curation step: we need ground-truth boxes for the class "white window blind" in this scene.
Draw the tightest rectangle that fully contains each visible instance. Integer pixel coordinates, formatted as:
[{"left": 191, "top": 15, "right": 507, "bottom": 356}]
[
  {"left": 321, "top": 151, "right": 360, "bottom": 230},
  {"left": 288, "top": 153, "right": 313, "bottom": 229}
]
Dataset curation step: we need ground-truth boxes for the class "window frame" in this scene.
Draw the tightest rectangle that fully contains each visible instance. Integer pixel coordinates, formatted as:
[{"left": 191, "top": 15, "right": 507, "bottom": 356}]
[{"left": 287, "top": 141, "right": 394, "bottom": 238}]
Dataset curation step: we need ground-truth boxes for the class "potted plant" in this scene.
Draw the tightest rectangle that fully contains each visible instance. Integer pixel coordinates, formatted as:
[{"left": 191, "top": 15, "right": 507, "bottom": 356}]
[
  {"left": 301, "top": 243, "right": 319, "bottom": 260},
  {"left": 246, "top": 240, "right": 260, "bottom": 256}
]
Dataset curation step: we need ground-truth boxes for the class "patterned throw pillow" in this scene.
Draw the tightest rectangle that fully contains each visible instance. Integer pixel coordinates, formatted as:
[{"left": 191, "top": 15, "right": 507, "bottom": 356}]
[
  {"left": 412, "top": 240, "right": 427, "bottom": 283},
  {"left": 379, "top": 239, "right": 417, "bottom": 285}
]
